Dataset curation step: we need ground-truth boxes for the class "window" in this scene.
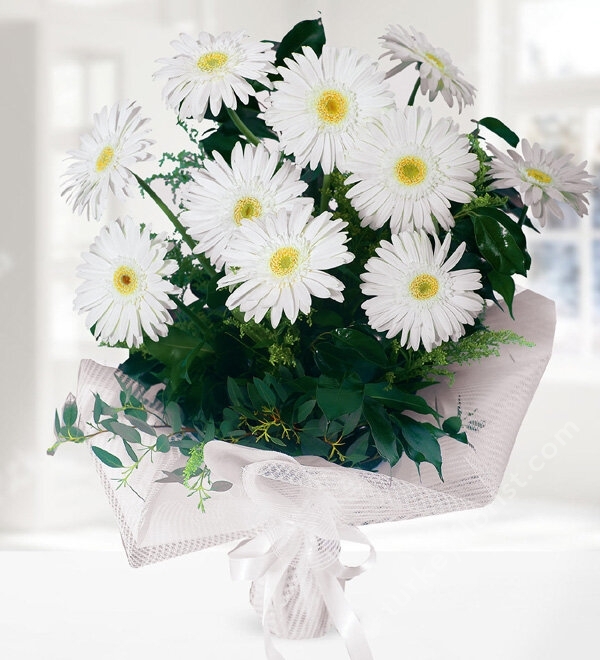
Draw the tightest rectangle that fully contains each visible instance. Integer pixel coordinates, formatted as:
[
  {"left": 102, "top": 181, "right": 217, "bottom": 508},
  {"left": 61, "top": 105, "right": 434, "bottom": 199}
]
[{"left": 494, "top": 0, "right": 600, "bottom": 356}]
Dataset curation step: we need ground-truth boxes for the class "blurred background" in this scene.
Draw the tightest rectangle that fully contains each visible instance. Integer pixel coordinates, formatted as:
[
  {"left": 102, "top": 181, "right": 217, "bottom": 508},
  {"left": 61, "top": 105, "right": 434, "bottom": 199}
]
[{"left": 0, "top": 0, "right": 598, "bottom": 549}]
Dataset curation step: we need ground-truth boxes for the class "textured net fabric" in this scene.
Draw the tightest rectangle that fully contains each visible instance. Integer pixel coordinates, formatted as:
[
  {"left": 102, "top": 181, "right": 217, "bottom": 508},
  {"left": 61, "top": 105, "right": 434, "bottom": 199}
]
[{"left": 77, "top": 290, "right": 555, "bottom": 639}]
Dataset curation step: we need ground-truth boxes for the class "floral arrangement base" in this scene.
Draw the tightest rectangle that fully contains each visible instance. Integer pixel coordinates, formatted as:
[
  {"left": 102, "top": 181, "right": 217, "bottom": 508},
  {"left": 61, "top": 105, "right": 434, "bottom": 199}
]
[{"left": 77, "top": 290, "right": 554, "bottom": 652}]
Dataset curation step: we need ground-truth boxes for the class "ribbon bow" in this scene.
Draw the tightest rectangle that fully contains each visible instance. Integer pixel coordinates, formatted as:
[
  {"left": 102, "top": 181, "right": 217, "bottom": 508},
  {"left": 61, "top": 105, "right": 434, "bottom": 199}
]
[{"left": 204, "top": 442, "right": 376, "bottom": 660}]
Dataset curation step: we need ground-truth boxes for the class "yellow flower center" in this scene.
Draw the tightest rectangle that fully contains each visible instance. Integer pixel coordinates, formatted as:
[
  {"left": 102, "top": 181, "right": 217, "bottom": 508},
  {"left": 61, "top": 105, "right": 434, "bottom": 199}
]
[
  {"left": 395, "top": 156, "right": 428, "bottom": 186},
  {"left": 95, "top": 146, "right": 115, "bottom": 172},
  {"left": 113, "top": 265, "right": 139, "bottom": 296},
  {"left": 233, "top": 196, "right": 263, "bottom": 225},
  {"left": 526, "top": 167, "right": 552, "bottom": 184},
  {"left": 197, "top": 51, "right": 228, "bottom": 72},
  {"left": 425, "top": 52, "right": 445, "bottom": 70},
  {"left": 409, "top": 273, "right": 439, "bottom": 300},
  {"left": 316, "top": 90, "right": 349, "bottom": 124},
  {"left": 269, "top": 246, "right": 300, "bottom": 278}
]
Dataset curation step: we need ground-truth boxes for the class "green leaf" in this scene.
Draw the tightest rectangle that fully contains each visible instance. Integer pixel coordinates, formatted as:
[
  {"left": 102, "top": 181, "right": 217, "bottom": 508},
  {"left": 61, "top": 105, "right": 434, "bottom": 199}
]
[
  {"left": 363, "top": 399, "right": 399, "bottom": 465},
  {"left": 398, "top": 416, "right": 443, "bottom": 479},
  {"left": 302, "top": 417, "right": 327, "bottom": 437},
  {"left": 91, "top": 445, "right": 123, "bottom": 469},
  {"left": 442, "top": 416, "right": 462, "bottom": 436},
  {"left": 123, "top": 413, "right": 157, "bottom": 437},
  {"left": 93, "top": 394, "right": 118, "bottom": 420},
  {"left": 300, "top": 433, "right": 330, "bottom": 458},
  {"left": 316, "top": 377, "right": 363, "bottom": 419},
  {"left": 201, "top": 127, "right": 243, "bottom": 161},
  {"left": 345, "top": 431, "right": 370, "bottom": 464},
  {"left": 122, "top": 440, "right": 139, "bottom": 463},
  {"left": 203, "top": 419, "right": 216, "bottom": 442},
  {"left": 472, "top": 207, "right": 531, "bottom": 270},
  {"left": 143, "top": 327, "right": 210, "bottom": 369},
  {"left": 342, "top": 407, "right": 363, "bottom": 437},
  {"left": 332, "top": 328, "right": 388, "bottom": 366},
  {"left": 246, "top": 383, "right": 264, "bottom": 411},
  {"left": 364, "top": 382, "right": 439, "bottom": 418},
  {"left": 170, "top": 437, "right": 200, "bottom": 450},
  {"left": 155, "top": 434, "right": 171, "bottom": 453},
  {"left": 477, "top": 116, "right": 519, "bottom": 148},
  {"left": 487, "top": 270, "right": 516, "bottom": 318},
  {"left": 311, "top": 309, "right": 344, "bottom": 328},
  {"left": 313, "top": 342, "right": 351, "bottom": 377},
  {"left": 93, "top": 395, "right": 103, "bottom": 424},
  {"left": 253, "top": 377, "right": 276, "bottom": 408},
  {"left": 62, "top": 398, "right": 78, "bottom": 427},
  {"left": 472, "top": 213, "right": 527, "bottom": 276},
  {"left": 290, "top": 376, "right": 318, "bottom": 395},
  {"left": 54, "top": 410, "right": 61, "bottom": 435},
  {"left": 66, "top": 426, "right": 85, "bottom": 441},
  {"left": 165, "top": 401, "right": 182, "bottom": 433},
  {"left": 227, "top": 377, "right": 246, "bottom": 408},
  {"left": 124, "top": 407, "right": 147, "bottom": 421},
  {"left": 275, "top": 18, "right": 326, "bottom": 67},
  {"left": 295, "top": 399, "right": 316, "bottom": 423},
  {"left": 129, "top": 395, "right": 143, "bottom": 409},
  {"left": 101, "top": 419, "right": 142, "bottom": 445}
]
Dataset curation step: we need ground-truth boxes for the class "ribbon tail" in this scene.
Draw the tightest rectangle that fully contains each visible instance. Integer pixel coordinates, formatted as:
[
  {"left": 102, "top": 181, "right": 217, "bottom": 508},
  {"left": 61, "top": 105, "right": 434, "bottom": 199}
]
[
  {"left": 314, "top": 569, "right": 374, "bottom": 660},
  {"left": 229, "top": 533, "right": 298, "bottom": 660},
  {"left": 337, "top": 526, "right": 377, "bottom": 581},
  {"left": 262, "top": 558, "right": 289, "bottom": 660}
]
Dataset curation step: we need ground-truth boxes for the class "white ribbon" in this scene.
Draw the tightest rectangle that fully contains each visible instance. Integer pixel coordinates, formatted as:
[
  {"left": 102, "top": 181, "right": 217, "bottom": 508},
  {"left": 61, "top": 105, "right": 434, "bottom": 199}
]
[
  {"left": 229, "top": 523, "right": 375, "bottom": 660},
  {"left": 202, "top": 442, "right": 376, "bottom": 660}
]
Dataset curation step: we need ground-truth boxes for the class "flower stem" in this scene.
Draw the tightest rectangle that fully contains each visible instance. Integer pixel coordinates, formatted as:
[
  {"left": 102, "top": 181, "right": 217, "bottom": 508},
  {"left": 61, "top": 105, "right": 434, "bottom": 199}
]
[
  {"left": 170, "top": 295, "right": 211, "bottom": 336},
  {"left": 407, "top": 76, "right": 421, "bottom": 107},
  {"left": 133, "top": 173, "right": 195, "bottom": 249},
  {"left": 133, "top": 172, "right": 216, "bottom": 277},
  {"left": 320, "top": 173, "right": 331, "bottom": 213},
  {"left": 226, "top": 107, "right": 260, "bottom": 146}
]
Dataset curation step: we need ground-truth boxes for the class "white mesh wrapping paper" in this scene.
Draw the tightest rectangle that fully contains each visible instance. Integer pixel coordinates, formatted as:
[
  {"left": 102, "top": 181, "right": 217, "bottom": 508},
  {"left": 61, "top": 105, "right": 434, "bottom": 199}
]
[{"left": 77, "top": 290, "right": 554, "bottom": 641}]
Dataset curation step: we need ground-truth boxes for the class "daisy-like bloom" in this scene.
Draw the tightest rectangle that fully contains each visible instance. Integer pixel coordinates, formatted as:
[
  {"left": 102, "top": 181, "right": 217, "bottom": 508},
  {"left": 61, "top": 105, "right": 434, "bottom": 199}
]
[
  {"left": 380, "top": 25, "right": 476, "bottom": 112},
  {"left": 218, "top": 205, "right": 354, "bottom": 327},
  {"left": 181, "top": 142, "right": 309, "bottom": 270},
  {"left": 74, "top": 216, "right": 179, "bottom": 348},
  {"left": 61, "top": 101, "right": 154, "bottom": 221},
  {"left": 345, "top": 106, "right": 478, "bottom": 234},
  {"left": 154, "top": 31, "right": 277, "bottom": 119},
  {"left": 262, "top": 45, "right": 394, "bottom": 174},
  {"left": 361, "top": 231, "right": 483, "bottom": 351},
  {"left": 488, "top": 139, "right": 594, "bottom": 227}
]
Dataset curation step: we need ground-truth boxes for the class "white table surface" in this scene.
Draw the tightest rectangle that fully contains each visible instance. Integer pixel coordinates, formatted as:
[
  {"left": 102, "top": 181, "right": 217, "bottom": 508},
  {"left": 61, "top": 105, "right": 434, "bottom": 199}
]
[{"left": 2, "top": 546, "right": 598, "bottom": 660}]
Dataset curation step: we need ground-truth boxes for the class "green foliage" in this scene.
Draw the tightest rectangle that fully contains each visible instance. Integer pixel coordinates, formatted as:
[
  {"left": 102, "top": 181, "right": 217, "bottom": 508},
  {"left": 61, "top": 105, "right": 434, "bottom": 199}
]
[
  {"left": 467, "top": 130, "right": 492, "bottom": 194},
  {"left": 91, "top": 446, "right": 123, "bottom": 469},
  {"left": 471, "top": 207, "right": 530, "bottom": 278},
  {"left": 476, "top": 116, "right": 520, "bottom": 148},
  {"left": 404, "top": 327, "right": 534, "bottom": 387},
  {"left": 182, "top": 443, "right": 212, "bottom": 511},
  {"left": 274, "top": 18, "right": 326, "bottom": 67}
]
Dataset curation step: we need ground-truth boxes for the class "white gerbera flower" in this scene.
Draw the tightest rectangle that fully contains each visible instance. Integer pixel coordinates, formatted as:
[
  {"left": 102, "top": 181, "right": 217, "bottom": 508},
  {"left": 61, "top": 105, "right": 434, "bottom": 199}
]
[
  {"left": 263, "top": 45, "right": 394, "bottom": 174},
  {"left": 181, "top": 142, "right": 309, "bottom": 270},
  {"left": 218, "top": 205, "right": 354, "bottom": 327},
  {"left": 345, "top": 106, "right": 478, "bottom": 234},
  {"left": 488, "top": 139, "right": 594, "bottom": 227},
  {"left": 74, "top": 217, "right": 179, "bottom": 348},
  {"left": 361, "top": 231, "right": 483, "bottom": 351},
  {"left": 154, "top": 31, "right": 277, "bottom": 120},
  {"left": 380, "top": 25, "right": 476, "bottom": 112},
  {"left": 61, "top": 101, "right": 154, "bottom": 221}
]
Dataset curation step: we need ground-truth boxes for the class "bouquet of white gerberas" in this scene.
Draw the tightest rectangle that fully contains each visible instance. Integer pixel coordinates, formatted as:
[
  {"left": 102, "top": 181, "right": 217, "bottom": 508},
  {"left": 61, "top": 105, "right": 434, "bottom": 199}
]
[{"left": 49, "top": 18, "right": 590, "bottom": 659}]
